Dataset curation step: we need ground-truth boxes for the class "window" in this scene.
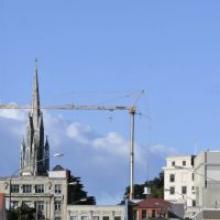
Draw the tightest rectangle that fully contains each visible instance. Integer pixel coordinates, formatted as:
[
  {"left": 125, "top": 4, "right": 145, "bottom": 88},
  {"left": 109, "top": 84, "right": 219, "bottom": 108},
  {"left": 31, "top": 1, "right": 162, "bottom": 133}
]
[
  {"left": 192, "top": 200, "right": 196, "bottom": 207},
  {"left": 169, "top": 174, "right": 175, "bottom": 182},
  {"left": 114, "top": 217, "right": 121, "bottom": 220},
  {"left": 11, "top": 184, "right": 19, "bottom": 193},
  {"left": 54, "top": 201, "right": 61, "bottom": 211},
  {"left": 55, "top": 184, "right": 62, "bottom": 194},
  {"left": 103, "top": 217, "right": 110, "bottom": 220},
  {"left": 182, "top": 186, "right": 187, "bottom": 194},
  {"left": 81, "top": 217, "right": 89, "bottom": 220},
  {"left": 22, "top": 185, "right": 32, "bottom": 193},
  {"left": 133, "top": 210, "right": 137, "bottom": 220},
  {"left": 71, "top": 217, "right": 78, "bottom": 220},
  {"left": 55, "top": 218, "right": 61, "bottom": 220},
  {"left": 182, "top": 161, "right": 186, "bottom": 166},
  {"left": 35, "top": 201, "right": 44, "bottom": 211},
  {"left": 35, "top": 184, "right": 44, "bottom": 193},
  {"left": 152, "top": 210, "right": 156, "bottom": 218},
  {"left": 170, "top": 187, "right": 175, "bottom": 195},
  {"left": 92, "top": 217, "right": 99, "bottom": 220},
  {"left": 192, "top": 173, "right": 195, "bottom": 181},
  {"left": 142, "top": 210, "right": 147, "bottom": 219},
  {"left": 171, "top": 161, "right": 175, "bottom": 167}
]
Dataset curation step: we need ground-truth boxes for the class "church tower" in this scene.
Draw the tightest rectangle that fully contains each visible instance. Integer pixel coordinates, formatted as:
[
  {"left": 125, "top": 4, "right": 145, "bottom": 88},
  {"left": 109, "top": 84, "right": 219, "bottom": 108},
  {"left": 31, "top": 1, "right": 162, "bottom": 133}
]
[{"left": 20, "top": 63, "right": 50, "bottom": 176}]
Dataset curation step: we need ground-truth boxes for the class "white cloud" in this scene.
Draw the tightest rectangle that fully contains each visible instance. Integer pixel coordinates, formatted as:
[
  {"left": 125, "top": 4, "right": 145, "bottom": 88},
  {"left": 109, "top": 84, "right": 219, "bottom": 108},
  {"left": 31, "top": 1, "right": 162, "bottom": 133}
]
[
  {"left": 93, "top": 132, "right": 129, "bottom": 156},
  {"left": 66, "top": 122, "right": 92, "bottom": 144},
  {"left": 0, "top": 105, "right": 27, "bottom": 121},
  {"left": 149, "top": 144, "right": 178, "bottom": 157}
]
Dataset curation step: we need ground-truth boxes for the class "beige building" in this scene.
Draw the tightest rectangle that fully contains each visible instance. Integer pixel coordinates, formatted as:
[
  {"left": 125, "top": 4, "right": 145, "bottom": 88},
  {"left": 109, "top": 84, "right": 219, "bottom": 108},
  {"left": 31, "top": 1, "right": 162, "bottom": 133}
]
[
  {"left": 0, "top": 168, "right": 68, "bottom": 220},
  {"left": 67, "top": 205, "right": 127, "bottom": 220},
  {"left": 194, "top": 151, "right": 220, "bottom": 209},
  {"left": 193, "top": 209, "right": 220, "bottom": 220}
]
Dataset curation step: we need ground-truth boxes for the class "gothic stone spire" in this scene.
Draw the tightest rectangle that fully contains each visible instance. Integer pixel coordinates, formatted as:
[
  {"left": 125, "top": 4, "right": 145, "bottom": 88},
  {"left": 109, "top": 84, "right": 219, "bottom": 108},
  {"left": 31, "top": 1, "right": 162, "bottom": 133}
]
[
  {"left": 20, "top": 63, "right": 50, "bottom": 176},
  {"left": 32, "top": 60, "right": 41, "bottom": 124}
]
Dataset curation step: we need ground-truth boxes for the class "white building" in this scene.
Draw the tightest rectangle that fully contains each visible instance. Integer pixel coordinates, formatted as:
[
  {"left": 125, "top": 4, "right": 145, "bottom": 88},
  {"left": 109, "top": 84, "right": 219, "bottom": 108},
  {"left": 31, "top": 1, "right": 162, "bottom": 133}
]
[
  {"left": 67, "top": 205, "right": 127, "bottom": 220},
  {"left": 163, "top": 155, "right": 196, "bottom": 218}
]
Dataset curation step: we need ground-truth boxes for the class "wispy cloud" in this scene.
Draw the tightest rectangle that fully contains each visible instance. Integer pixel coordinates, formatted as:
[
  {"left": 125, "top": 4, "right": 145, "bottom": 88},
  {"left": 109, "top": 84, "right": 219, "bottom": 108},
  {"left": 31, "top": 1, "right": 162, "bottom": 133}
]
[
  {"left": 149, "top": 144, "right": 178, "bottom": 157},
  {"left": 0, "top": 103, "right": 27, "bottom": 121}
]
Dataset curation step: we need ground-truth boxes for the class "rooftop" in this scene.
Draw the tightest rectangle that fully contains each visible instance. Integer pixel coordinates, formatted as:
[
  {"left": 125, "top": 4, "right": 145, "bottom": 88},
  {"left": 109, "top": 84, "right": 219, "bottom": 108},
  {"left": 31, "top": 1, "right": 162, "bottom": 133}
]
[{"left": 136, "top": 198, "right": 171, "bottom": 209}]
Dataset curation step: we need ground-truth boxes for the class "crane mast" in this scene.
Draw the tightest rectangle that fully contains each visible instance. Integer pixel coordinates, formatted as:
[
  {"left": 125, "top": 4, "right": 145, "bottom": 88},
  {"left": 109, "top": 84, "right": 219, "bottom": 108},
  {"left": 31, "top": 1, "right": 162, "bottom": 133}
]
[{"left": 0, "top": 103, "right": 136, "bottom": 200}]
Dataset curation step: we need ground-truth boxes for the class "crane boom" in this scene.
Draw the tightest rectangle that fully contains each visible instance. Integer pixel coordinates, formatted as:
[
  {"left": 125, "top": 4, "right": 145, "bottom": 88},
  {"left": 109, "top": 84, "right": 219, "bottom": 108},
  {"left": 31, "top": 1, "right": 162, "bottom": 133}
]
[
  {"left": 0, "top": 104, "right": 131, "bottom": 111},
  {"left": 0, "top": 102, "right": 136, "bottom": 200}
]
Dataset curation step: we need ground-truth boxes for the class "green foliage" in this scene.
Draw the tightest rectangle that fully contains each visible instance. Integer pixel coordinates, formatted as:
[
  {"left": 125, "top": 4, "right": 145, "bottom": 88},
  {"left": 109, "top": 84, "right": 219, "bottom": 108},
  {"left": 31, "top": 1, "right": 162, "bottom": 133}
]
[
  {"left": 145, "top": 171, "right": 164, "bottom": 198},
  {"left": 67, "top": 171, "right": 96, "bottom": 205},
  {"left": 124, "top": 171, "right": 164, "bottom": 199},
  {"left": 7, "top": 204, "right": 37, "bottom": 220}
]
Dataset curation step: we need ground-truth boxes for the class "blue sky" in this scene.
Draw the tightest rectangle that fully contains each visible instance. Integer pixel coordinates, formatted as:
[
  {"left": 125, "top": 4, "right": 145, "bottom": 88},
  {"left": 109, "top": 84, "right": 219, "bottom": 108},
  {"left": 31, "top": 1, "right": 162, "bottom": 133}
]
[{"left": 1, "top": 0, "right": 220, "bottom": 203}]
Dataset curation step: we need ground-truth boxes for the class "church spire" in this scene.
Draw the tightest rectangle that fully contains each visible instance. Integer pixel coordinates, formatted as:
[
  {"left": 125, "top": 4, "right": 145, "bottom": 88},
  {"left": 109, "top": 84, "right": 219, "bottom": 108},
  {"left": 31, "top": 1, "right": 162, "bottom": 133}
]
[
  {"left": 20, "top": 62, "right": 49, "bottom": 176},
  {"left": 32, "top": 59, "right": 41, "bottom": 118}
]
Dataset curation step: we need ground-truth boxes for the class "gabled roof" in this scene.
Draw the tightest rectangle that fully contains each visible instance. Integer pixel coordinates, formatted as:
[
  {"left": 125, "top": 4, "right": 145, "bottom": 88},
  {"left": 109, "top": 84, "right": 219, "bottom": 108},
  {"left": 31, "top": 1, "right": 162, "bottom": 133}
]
[
  {"left": 136, "top": 198, "right": 171, "bottom": 209},
  {"left": 52, "top": 165, "right": 65, "bottom": 171}
]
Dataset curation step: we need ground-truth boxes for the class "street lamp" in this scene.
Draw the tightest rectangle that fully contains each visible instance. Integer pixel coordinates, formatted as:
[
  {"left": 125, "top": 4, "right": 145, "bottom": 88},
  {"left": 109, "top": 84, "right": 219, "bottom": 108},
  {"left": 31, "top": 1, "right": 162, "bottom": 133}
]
[
  {"left": 68, "top": 182, "right": 78, "bottom": 186},
  {"left": 53, "top": 153, "right": 64, "bottom": 158},
  {"left": 9, "top": 152, "right": 64, "bottom": 211},
  {"left": 71, "top": 198, "right": 87, "bottom": 205}
]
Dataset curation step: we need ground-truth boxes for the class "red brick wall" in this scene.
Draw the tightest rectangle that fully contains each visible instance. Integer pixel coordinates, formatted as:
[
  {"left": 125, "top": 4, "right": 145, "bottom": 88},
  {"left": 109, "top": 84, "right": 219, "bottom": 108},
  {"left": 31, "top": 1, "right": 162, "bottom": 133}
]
[{"left": 0, "top": 193, "right": 6, "bottom": 220}]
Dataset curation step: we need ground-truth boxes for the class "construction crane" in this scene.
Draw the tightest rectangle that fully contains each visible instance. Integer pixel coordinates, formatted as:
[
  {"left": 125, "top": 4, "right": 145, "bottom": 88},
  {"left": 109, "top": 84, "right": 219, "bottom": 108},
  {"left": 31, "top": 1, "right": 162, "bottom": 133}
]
[{"left": 0, "top": 102, "right": 137, "bottom": 200}]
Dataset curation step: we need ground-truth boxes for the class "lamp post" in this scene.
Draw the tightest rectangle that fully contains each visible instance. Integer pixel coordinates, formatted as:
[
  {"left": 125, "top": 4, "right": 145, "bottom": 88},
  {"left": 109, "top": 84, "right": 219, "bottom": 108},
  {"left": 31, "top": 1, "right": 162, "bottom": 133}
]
[{"left": 8, "top": 152, "right": 64, "bottom": 211}]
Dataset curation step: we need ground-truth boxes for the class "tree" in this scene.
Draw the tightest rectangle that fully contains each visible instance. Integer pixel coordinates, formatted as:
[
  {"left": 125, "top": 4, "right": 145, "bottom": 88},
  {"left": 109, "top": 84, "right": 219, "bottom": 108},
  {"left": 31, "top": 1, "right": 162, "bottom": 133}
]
[
  {"left": 123, "top": 171, "right": 164, "bottom": 199},
  {"left": 67, "top": 170, "right": 96, "bottom": 205},
  {"left": 52, "top": 165, "right": 96, "bottom": 205},
  {"left": 7, "top": 204, "right": 36, "bottom": 220}
]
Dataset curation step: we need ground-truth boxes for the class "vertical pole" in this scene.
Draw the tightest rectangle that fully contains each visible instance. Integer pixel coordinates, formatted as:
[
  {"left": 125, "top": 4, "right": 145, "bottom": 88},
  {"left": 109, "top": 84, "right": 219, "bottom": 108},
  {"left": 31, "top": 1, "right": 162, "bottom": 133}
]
[
  {"left": 9, "top": 178, "right": 12, "bottom": 211},
  {"left": 129, "top": 106, "right": 136, "bottom": 200}
]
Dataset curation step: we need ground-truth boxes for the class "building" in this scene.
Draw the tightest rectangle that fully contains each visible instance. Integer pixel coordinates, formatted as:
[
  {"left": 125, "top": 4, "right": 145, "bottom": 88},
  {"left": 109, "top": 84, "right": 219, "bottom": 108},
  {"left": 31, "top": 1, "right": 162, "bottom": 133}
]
[
  {"left": 0, "top": 168, "right": 68, "bottom": 219},
  {"left": 163, "top": 155, "right": 196, "bottom": 218},
  {"left": 67, "top": 205, "right": 127, "bottom": 220},
  {"left": 194, "top": 151, "right": 220, "bottom": 209},
  {"left": 0, "top": 66, "right": 69, "bottom": 220},
  {"left": 132, "top": 198, "right": 171, "bottom": 220},
  {"left": 193, "top": 209, "right": 220, "bottom": 220},
  {"left": 164, "top": 151, "right": 220, "bottom": 219},
  {"left": 0, "top": 193, "right": 6, "bottom": 220}
]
